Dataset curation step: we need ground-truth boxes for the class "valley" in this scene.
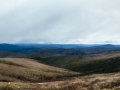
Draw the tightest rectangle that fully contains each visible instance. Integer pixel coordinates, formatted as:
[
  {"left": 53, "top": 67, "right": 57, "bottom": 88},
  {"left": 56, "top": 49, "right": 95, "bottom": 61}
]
[{"left": 0, "top": 44, "right": 120, "bottom": 90}]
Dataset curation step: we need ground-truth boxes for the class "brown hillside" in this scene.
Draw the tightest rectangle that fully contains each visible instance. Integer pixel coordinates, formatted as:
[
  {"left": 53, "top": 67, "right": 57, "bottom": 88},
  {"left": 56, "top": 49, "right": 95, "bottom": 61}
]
[
  {"left": 1, "top": 72, "right": 120, "bottom": 90},
  {"left": 0, "top": 58, "right": 79, "bottom": 82}
]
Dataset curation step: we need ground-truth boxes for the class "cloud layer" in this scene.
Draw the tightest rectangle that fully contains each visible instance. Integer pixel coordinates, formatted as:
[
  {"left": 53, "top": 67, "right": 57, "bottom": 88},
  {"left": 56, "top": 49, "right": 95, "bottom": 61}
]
[{"left": 0, "top": 0, "right": 120, "bottom": 44}]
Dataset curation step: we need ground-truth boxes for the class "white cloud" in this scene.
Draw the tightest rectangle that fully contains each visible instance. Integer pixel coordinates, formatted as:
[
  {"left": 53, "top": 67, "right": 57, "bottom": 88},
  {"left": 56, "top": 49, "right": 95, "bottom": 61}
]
[{"left": 0, "top": 0, "right": 120, "bottom": 44}]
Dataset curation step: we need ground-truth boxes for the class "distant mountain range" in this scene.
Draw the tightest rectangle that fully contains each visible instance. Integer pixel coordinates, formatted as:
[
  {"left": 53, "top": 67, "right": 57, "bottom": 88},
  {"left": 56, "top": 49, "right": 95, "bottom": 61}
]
[{"left": 0, "top": 44, "right": 120, "bottom": 58}]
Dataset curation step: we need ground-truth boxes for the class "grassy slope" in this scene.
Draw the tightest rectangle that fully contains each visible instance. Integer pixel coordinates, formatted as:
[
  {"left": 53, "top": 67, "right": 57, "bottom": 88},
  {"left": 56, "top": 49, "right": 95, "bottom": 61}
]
[
  {"left": 1, "top": 72, "right": 120, "bottom": 90},
  {"left": 33, "top": 51, "right": 120, "bottom": 75},
  {"left": 0, "top": 58, "right": 79, "bottom": 82}
]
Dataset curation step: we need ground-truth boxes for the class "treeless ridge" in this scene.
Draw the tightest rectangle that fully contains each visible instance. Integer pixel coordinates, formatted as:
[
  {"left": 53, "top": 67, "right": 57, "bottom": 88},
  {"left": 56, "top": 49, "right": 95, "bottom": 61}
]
[{"left": 0, "top": 58, "right": 79, "bottom": 82}]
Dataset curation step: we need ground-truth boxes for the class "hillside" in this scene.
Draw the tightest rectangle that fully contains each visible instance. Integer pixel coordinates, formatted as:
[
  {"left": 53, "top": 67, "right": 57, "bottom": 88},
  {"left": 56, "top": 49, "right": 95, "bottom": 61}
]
[
  {"left": 0, "top": 58, "right": 79, "bottom": 82},
  {"left": 34, "top": 51, "right": 120, "bottom": 75},
  {"left": 1, "top": 72, "right": 120, "bottom": 90}
]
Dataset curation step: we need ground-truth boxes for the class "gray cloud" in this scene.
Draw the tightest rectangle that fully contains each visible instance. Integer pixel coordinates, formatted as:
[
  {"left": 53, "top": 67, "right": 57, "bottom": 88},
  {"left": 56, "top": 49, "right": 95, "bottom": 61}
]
[{"left": 0, "top": 0, "right": 120, "bottom": 44}]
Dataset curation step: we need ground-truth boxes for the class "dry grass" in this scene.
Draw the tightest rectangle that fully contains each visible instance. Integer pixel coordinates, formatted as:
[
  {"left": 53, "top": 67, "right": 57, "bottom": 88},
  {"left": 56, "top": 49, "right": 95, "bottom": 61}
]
[
  {"left": 1, "top": 58, "right": 120, "bottom": 90},
  {"left": 83, "top": 51, "right": 120, "bottom": 61},
  {"left": 0, "top": 58, "right": 79, "bottom": 82},
  {"left": 1, "top": 72, "right": 120, "bottom": 90}
]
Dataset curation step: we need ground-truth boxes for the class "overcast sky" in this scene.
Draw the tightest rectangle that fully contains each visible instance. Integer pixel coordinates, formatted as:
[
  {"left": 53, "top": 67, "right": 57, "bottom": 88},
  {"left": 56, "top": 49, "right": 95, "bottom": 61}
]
[{"left": 0, "top": 0, "right": 120, "bottom": 44}]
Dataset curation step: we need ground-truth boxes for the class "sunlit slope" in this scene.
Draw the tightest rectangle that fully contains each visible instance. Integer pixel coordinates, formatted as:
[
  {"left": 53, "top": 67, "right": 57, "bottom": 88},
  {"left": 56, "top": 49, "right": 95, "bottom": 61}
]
[{"left": 0, "top": 58, "right": 79, "bottom": 82}]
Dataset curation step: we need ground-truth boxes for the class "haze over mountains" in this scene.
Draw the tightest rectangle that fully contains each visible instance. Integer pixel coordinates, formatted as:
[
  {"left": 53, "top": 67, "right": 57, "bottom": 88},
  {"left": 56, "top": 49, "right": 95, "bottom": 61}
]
[{"left": 0, "top": 43, "right": 120, "bottom": 58}]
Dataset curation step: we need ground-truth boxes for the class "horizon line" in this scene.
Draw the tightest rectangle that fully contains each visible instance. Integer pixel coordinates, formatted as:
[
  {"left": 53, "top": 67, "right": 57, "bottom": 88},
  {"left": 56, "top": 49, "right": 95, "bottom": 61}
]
[{"left": 0, "top": 43, "right": 119, "bottom": 45}]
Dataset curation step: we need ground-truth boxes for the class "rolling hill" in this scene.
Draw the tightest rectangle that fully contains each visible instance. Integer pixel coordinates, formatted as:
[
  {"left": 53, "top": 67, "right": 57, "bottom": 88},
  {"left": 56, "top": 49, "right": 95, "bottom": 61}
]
[
  {"left": 33, "top": 51, "right": 120, "bottom": 75},
  {"left": 0, "top": 58, "right": 79, "bottom": 82}
]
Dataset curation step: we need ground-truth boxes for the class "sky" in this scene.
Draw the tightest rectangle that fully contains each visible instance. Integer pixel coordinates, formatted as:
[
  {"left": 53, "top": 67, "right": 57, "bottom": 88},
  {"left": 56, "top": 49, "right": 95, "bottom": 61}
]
[{"left": 0, "top": 0, "right": 120, "bottom": 44}]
